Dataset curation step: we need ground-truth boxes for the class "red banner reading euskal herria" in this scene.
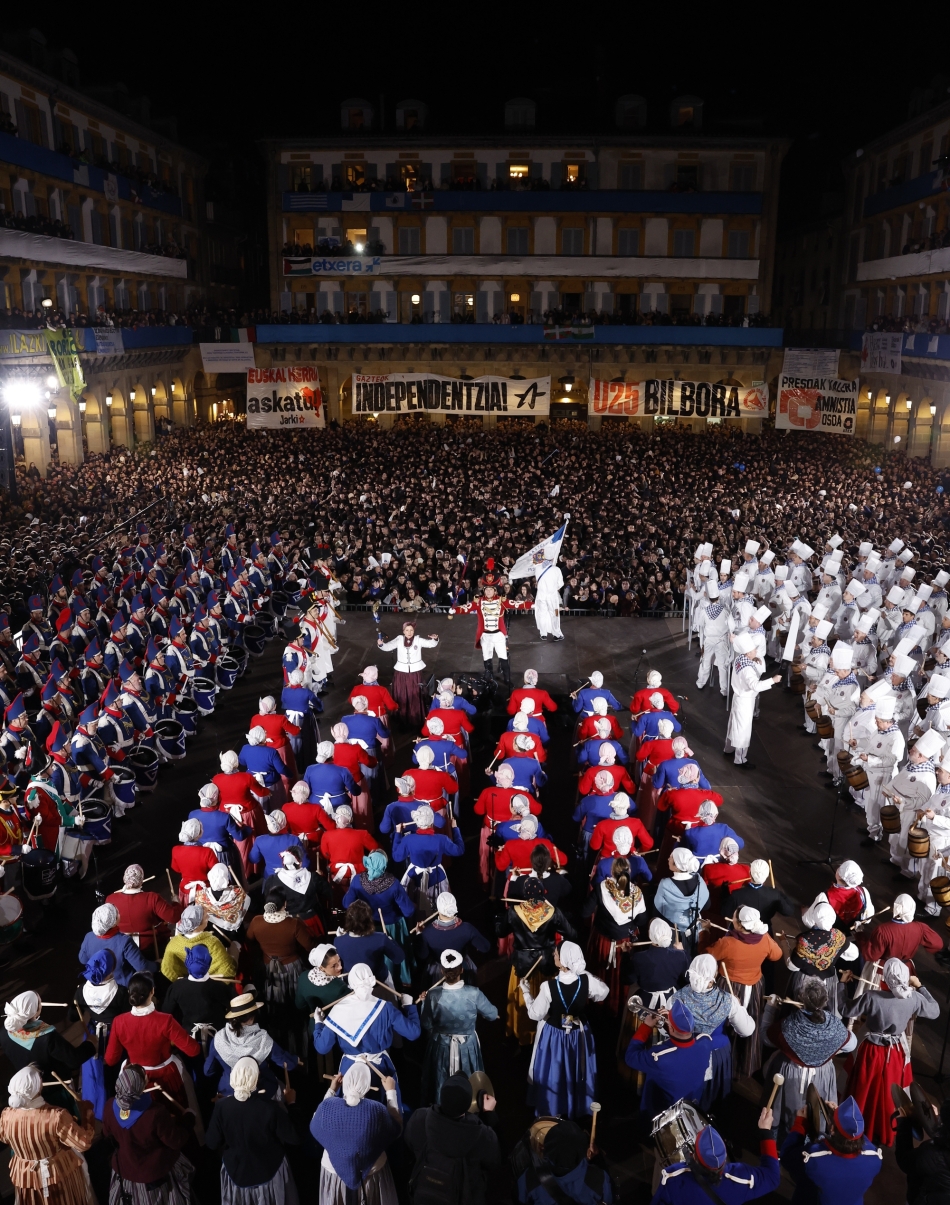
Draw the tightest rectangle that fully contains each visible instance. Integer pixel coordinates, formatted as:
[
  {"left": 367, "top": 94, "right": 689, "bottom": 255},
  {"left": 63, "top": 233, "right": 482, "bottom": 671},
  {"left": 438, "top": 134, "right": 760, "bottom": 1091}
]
[
  {"left": 588, "top": 378, "right": 769, "bottom": 418},
  {"left": 246, "top": 366, "right": 325, "bottom": 429}
]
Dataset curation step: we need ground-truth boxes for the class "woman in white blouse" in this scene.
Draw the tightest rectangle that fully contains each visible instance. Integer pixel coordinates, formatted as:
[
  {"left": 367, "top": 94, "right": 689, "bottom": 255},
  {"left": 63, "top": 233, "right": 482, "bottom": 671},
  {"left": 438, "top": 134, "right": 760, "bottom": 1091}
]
[{"left": 377, "top": 620, "right": 439, "bottom": 728}]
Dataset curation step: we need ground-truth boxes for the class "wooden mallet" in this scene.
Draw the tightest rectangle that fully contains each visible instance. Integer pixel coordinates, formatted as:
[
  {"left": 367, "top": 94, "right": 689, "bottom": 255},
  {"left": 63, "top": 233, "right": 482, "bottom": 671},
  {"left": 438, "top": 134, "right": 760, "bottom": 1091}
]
[
  {"left": 588, "top": 1101, "right": 602, "bottom": 1156},
  {"left": 766, "top": 1072, "right": 785, "bottom": 1109},
  {"left": 412, "top": 910, "right": 439, "bottom": 935},
  {"left": 50, "top": 1071, "right": 80, "bottom": 1102}
]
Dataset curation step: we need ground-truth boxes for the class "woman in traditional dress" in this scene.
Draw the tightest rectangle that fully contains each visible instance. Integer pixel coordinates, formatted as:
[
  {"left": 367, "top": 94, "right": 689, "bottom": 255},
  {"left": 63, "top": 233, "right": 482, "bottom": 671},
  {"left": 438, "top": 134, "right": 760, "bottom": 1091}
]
[
  {"left": 334, "top": 900, "right": 409, "bottom": 985},
  {"left": 213, "top": 750, "right": 268, "bottom": 880},
  {"left": 392, "top": 806, "right": 465, "bottom": 920},
  {"left": 343, "top": 849, "right": 416, "bottom": 985},
  {"left": 785, "top": 900, "right": 859, "bottom": 1015},
  {"left": 673, "top": 953, "right": 754, "bottom": 1110},
  {"left": 415, "top": 891, "right": 491, "bottom": 988},
  {"left": 844, "top": 957, "right": 939, "bottom": 1146},
  {"left": 263, "top": 845, "right": 333, "bottom": 938},
  {"left": 104, "top": 973, "right": 202, "bottom": 1113},
  {"left": 763, "top": 979, "right": 855, "bottom": 1143},
  {"left": 160, "top": 904, "right": 237, "bottom": 983},
  {"left": 246, "top": 900, "right": 314, "bottom": 1056},
  {"left": 582, "top": 855, "right": 646, "bottom": 1014},
  {"left": 0, "top": 1064, "right": 96, "bottom": 1205},
  {"left": 193, "top": 862, "right": 250, "bottom": 934},
  {"left": 376, "top": 620, "right": 440, "bottom": 729},
  {"left": 312, "top": 963, "right": 420, "bottom": 1114},
  {"left": 653, "top": 847, "right": 709, "bottom": 954},
  {"left": 702, "top": 905, "right": 784, "bottom": 1077},
  {"left": 500, "top": 876, "right": 577, "bottom": 1045},
  {"left": 419, "top": 950, "right": 498, "bottom": 1105},
  {"left": 207, "top": 1057, "right": 300, "bottom": 1205},
  {"left": 296, "top": 944, "right": 348, "bottom": 1080},
  {"left": 803, "top": 858, "right": 874, "bottom": 935},
  {"left": 520, "top": 941, "right": 608, "bottom": 1121},
  {"left": 205, "top": 993, "right": 301, "bottom": 1102},
  {"left": 72, "top": 949, "right": 128, "bottom": 1120},
  {"left": 1, "top": 992, "right": 95, "bottom": 1086},
  {"left": 311, "top": 1062, "right": 401, "bottom": 1205},
  {"left": 101, "top": 1064, "right": 195, "bottom": 1205}
]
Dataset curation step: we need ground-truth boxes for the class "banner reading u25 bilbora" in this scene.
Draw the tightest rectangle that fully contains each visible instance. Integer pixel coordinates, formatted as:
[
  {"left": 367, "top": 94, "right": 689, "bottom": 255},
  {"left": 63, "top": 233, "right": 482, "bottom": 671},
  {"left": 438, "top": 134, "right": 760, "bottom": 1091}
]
[
  {"left": 588, "top": 378, "right": 769, "bottom": 418},
  {"left": 775, "top": 374, "right": 857, "bottom": 435},
  {"left": 351, "top": 373, "right": 551, "bottom": 416},
  {"left": 246, "top": 366, "right": 324, "bottom": 429}
]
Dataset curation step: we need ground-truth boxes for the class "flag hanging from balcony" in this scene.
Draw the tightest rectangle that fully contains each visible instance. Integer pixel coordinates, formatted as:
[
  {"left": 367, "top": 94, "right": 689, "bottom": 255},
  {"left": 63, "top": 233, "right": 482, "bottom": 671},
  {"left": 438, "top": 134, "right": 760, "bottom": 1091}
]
[{"left": 44, "top": 327, "right": 85, "bottom": 403}]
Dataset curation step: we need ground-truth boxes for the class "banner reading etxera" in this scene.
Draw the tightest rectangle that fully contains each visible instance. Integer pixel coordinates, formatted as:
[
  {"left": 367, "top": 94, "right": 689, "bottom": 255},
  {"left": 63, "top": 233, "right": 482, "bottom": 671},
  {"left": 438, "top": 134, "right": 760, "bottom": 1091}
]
[
  {"left": 775, "top": 374, "right": 857, "bottom": 436},
  {"left": 588, "top": 379, "right": 769, "bottom": 418},
  {"left": 246, "top": 366, "right": 325, "bottom": 429},
  {"left": 351, "top": 373, "right": 550, "bottom": 416}
]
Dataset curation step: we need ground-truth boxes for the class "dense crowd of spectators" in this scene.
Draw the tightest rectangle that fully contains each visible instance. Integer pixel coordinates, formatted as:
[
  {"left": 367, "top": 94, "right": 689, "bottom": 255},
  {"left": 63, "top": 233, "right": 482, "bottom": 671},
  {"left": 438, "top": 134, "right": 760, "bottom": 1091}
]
[
  {"left": 866, "top": 314, "right": 950, "bottom": 336},
  {"left": 1, "top": 210, "right": 75, "bottom": 240},
  {"left": 901, "top": 228, "right": 950, "bottom": 254},
  {"left": 2, "top": 419, "right": 949, "bottom": 626}
]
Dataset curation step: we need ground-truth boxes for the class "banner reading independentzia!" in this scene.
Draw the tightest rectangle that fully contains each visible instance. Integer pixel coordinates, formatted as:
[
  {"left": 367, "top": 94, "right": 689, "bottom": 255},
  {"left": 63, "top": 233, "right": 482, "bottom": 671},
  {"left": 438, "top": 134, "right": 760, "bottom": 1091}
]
[
  {"left": 587, "top": 378, "right": 769, "bottom": 418},
  {"left": 775, "top": 374, "right": 858, "bottom": 436},
  {"left": 246, "top": 366, "right": 324, "bottom": 429},
  {"left": 351, "top": 373, "right": 551, "bottom": 416}
]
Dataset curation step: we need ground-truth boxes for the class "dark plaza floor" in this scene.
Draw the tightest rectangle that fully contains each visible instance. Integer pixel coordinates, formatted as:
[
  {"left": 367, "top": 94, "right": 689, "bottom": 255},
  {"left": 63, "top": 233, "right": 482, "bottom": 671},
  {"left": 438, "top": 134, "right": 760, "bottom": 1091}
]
[{"left": 0, "top": 609, "right": 941, "bottom": 1202}]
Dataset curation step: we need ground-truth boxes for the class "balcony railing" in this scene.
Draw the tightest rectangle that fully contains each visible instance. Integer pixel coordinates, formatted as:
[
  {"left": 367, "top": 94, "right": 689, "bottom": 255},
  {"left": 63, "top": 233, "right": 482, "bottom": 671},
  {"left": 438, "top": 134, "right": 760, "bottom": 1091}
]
[
  {"left": 0, "top": 228, "right": 188, "bottom": 278},
  {"left": 863, "top": 169, "right": 944, "bottom": 219},
  {"left": 254, "top": 323, "right": 783, "bottom": 347},
  {"left": 856, "top": 245, "right": 950, "bottom": 282},
  {"left": 282, "top": 189, "right": 764, "bottom": 216}
]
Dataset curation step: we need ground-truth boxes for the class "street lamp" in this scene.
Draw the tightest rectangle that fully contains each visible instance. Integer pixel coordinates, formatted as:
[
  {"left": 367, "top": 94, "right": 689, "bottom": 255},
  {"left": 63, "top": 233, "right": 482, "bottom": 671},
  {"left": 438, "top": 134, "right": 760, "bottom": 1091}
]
[
  {"left": 559, "top": 375, "right": 574, "bottom": 392},
  {"left": 105, "top": 393, "right": 114, "bottom": 407},
  {"left": 41, "top": 298, "right": 52, "bottom": 310},
  {"left": 78, "top": 400, "right": 87, "bottom": 413},
  {"left": 47, "top": 406, "right": 56, "bottom": 420}
]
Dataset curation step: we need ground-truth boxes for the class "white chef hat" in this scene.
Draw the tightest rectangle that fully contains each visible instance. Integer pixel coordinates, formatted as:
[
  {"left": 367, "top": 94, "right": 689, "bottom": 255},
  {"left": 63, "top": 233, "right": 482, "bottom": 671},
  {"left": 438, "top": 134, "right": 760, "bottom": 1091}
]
[
  {"left": 744, "top": 540, "right": 761, "bottom": 555},
  {"left": 929, "top": 674, "right": 950, "bottom": 699},
  {"left": 707, "top": 581, "right": 720, "bottom": 599},
  {"left": 888, "top": 539, "right": 905, "bottom": 554},
  {"left": 903, "top": 596, "right": 923, "bottom": 614},
  {"left": 847, "top": 578, "right": 868, "bottom": 598},
  {"left": 785, "top": 582, "right": 800, "bottom": 599},
  {"left": 864, "top": 679, "right": 893, "bottom": 701},
  {"left": 831, "top": 644, "right": 853, "bottom": 669},
  {"left": 774, "top": 565, "right": 788, "bottom": 581},
  {"left": 901, "top": 567, "right": 917, "bottom": 583},
  {"left": 899, "top": 548, "right": 915, "bottom": 564},
  {"left": 917, "top": 584, "right": 934, "bottom": 601},
  {"left": 914, "top": 729, "right": 945, "bottom": 760},
  {"left": 720, "top": 559, "right": 732, "bottom": 576},
  {"left": 893, "top": 654, "right": 917, "bottom": 678},
  {"left": 858, "top": 541, "right": 873, "bottom": 557},
  {"left": 827, "top": 534, "right": 843, "bottom": 549},
  {"left": 855, "top": 613, "right": 875, "bottom": 634},
  {"left": 811, "top": 604, "right": 829, "bottom": 620},
  {"left": 865, "top": 553, "right": 883, "bottom": 573},
  {"left": 761, "top": 550, "right": 776, "bottom": 565},
  {"left": 814, "top": 620, "right": 832, "bottom": 640},
  {"left": 875, "top": 696, "right": 897, "bottom": 719},
  {"left": 935, "top": 570, "right": 950, "bottom": 588},
  {"left": 733, "top": 573, "right": 750, "bottom": 592},
  {"left": 754, "top": 605, "right": 771, "bottom": 623}
]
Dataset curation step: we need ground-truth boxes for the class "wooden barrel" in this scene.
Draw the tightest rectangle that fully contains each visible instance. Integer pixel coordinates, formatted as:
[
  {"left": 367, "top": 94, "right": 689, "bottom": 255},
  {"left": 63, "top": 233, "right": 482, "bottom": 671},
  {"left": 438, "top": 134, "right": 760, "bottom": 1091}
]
[
  {"left": 908, "top": 826, "right": 930, "bottom": 858},
  {"left": 837, "top": 749, "right": 852, "bottom": 772},
  {"left": 931, "top": 875, "right": 950, "bottom": 907},
  {"left": 816, "top": 713, "right": 834, "bottom": 739},
  {"left": 790, "top": 663, "right": 805, "bottom": 695},
  {"left": 845, "top": 763, "right": 869, "bottom": 790},
  {"left": 880, "top": 804, "right": 901, "bottom": 834},
  {"left": 805, "top": 699, "right": 820, "bottom": 721}
]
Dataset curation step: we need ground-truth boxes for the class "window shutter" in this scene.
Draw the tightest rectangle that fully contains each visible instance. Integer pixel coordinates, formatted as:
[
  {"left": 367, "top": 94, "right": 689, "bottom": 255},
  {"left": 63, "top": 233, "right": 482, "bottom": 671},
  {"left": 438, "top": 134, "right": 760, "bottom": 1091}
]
[
  {"left": 440, "top": 163, "right": 451, "bottom": 186},
  {"left": 531, "top": 162, "right": 543, "bottom": 179},
  {"left": 39, "top": 110, "right": 51, "bottom": 148},
  {"left": 709, "top": 294, "right": 723, "bottom": 315},
  {"left": 423, "top": 289, "right": 436, "bottom": 321},
  {"left": 419, "top": 163, "right": 432, "bottom": 187},
  {"left": 476, "top": 162, "right": 488, "bottom": 188},
  {"left": 584, "top": 290, "right": 596, "bottom": 311},
  {"left": 370, "top": 288, "right": 384, "bottom": 312},
  {"left": 586, "top": 162, "right": 599, "bottom": 189},
  {"left": 331, "top": 163, "right": 343, "bottom": 187},
  {"left": 14, "top": 100, "right": 27, "bottom": 140},
  {"left": 476, "top": 289, "right": 490, "bottom": 322},
  {"left": 385, "top": 163, "right": 398, "bottom": 185},
  {"left": 438, "top": 291, "right": 451, "bottom": 323},
  {"left": 530, "top": 290, "right": 542, "bottom": 316},
  {"left": 550, "top": 162, "right": 562, "bottom": 189}
]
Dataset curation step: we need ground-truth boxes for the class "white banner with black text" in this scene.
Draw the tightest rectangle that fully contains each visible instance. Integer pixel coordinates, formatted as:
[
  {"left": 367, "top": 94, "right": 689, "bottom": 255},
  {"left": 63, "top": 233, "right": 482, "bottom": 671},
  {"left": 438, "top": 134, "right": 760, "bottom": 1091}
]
[
  {"left": 587, "top": 378, "right": 769, "bottom": 418},
  {"left": 246, "top": 366, "right": 325, "bottom": 429},
  {"left": 775, "top": 374, "right": 858, "bottom": 435},
  {"left": 351, "top": 373, "right": 551, "bottom": 416}
]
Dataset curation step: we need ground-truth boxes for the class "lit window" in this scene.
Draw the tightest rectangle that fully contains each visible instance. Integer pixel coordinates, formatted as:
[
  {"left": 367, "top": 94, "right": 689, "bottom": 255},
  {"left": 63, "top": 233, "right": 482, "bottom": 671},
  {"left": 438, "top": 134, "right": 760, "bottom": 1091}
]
[
  {"left": 510, "top": 293, "right": 521, "bottom": 302},
  {"left": 345, "top": 163, "right": 365, "bottom": 186},
  {"left": 565, "top": 164, "right": 580, "bottom": 183},
  {"left": 509, "top": 164, "right": 530, "bottom": 179}
]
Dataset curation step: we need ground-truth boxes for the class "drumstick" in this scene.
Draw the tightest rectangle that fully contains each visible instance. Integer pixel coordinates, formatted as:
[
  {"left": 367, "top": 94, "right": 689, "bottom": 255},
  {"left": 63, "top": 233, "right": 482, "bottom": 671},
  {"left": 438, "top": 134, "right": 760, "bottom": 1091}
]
[
  {"left": 322, "top": 1074, "right": 379, "bottom": 1091},
  {"left": 166, "top": 868, "right": 176, "bottom": 898},
  {"left": 589, "top": 1101, "right": 601, "bottom": 1153},
  {"left": 411, "top": 911, "right": 439, "bottom": 934},
  {"left": 144, "top": 1085, "right": 186, "bottom": 1112},
  {"left": 378, "top": 908, "right": 386, "bottom": 932},
  {"left": 40, "top": 1003, "right": 68, "bottom": 1008},
  {"left": 706, "top": 920, "right": 731, "bottom": 933},
  {"left": 766, "top": 1073, "right": 785, "bottom": 1109},
  {"left": 50, "top": 1071, "right": 80, "bottom": 1102},
  {"left": 417, "top": 976, "right": 444, "bottom": 1003},
  {"left": 768, "top": 859, "right": 775, "bottom": 889},
  {"left": 720, "top": 961, "right": 736, "bottom": 999},
  {"left": 523, "top": 954, "right": 544, "bottom": 979}
]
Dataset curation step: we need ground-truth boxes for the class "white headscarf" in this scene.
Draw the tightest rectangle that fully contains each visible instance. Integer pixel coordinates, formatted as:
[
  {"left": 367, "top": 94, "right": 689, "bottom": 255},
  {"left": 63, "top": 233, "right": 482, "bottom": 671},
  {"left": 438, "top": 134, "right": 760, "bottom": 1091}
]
[
  {"left": 719, "top": 838, "right": 739, "bottom": 864},
  {"left": 178, "top": 905, "right": 206, "bottom": 936},
  {"left": 266, "top": 810, "right": 287, "bottom": 834},
  {"left": 426, "top": 716, "right": 444, "bottom": 736},
  {"left": 291, "top": 781, "right": 310, "bottom": 803},
  {"left": 411, "top": 805, "right": 435, "bottom": 830},
  {"left": 416, "top": 746, "right": 435, "bottom": 768},
  {"left": 342, "top": 1061, "right": 372, "bottom": 1106},
  {"left": 246, "top": 725, "right": 267, "bottom": 746},
  {"left": 650, "top": 692, "right": 665, "bottom": 709},
  {"left": 207, "top": 863, "right": 231, "bottom": 892},
  {"left": 335, "top": 806, "right": 353, "bottom": 828},
  {"left": 657, "top": 719, "right": 674, "bottom": 738},
  {"left": 649, "top": 918, "right": 672, "bottom": 948},
  {"left": 803, "top": 900, "right": 838, "bottom": 931},
  {"left": 92, "top": 903, "right": 119, "bottom": 935},
  {"left": 671, "top": 736, "right": 692, "bottom": 757},
  {"left": 592, "top": 698, "right": 609, "bottom": 716},
  {"left": 219, "top": 750, "right": 240, "bottom": 773},
  {"left": 882, "top": 957, "right": 913, "bottom": 999},
  {"left": 589, "top": 671, "right": 604, "bottom": 687},
  {"left": 750, "top": 859, "right": 770, "bottom": 885},
  {"left": 310, "top": 943, "right": 336, "bottom": 968},
  {"left": 698, "top": 800, "right": 719, "bottom": 824},
  {"left": 316, "top": 741, "right": 334, "bottom": 762},
  {"left": 3, "top": 992, "right": 40, "bottom": 1032},
  {"left": 230, "top": 1056, "right": 260, "bottom": 1102},
  {"left": 613, "top": 826, "right": 633, "bottom": 855},
  {"left": 837, "top": 859, "right": 863, "bottom": 887},
  {"left": 437, "top": 892, "right": 458, "bottom": 917},
  {"left": 598, "top": 743, "right": 616, "bottom": 765},
  {"left": 8, "top": 1065, "right": 43, "bottom": 1110},
  {"left": 198, "top": 783, "right": 220, "bottom": 807},
  {"left": 348, "top": 963, "right": 376, "bottom": 1001},
  {"left": 737, "top": 906, "right": 768, "bottom": 935},
  {"left": 512, "top": 713, "right": 529, "bottom": 732},
  {"left": 671, "top": 847, "right": 699, "bottom": 876},
  {"left": 288, "top": 669, "right": 305, "bottom": 686},
  {"left": 395, "top": 776, "right": 414, "bottom": 797},
  {"left": 258, "top": 696, "right": 276, "bottom": 714},
  {"left": 647, "top": 671, "right": 662, "bottom": 688},
  {"left": 610, "top": 793, "right": 630, "bottom": 817},
  {"left": 179, "top": 819, "right": 202, "bottom": 843},
  {"left": 687, "top": 954, "right": 718, "bottom": 993},
  {"left": 518, "top": 815, "right": 539, "bottom": 839},
  {"left": 893, "top": 893, "right": 916, "bottom": 922},
  {"left": 557, "top": 940, "right": 586, "bottom": 983}
]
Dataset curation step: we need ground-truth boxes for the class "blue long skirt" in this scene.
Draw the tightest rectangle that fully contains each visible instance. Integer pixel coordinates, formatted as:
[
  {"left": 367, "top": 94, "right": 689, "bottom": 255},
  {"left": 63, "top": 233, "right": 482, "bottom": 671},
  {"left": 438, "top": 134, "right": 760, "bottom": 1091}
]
[
  {"left": 700, "top": 1036, "right": 732, "bottom": 1111},
  {"left": 527, "top": 1020, "right": 596, "bottom": 1120}
]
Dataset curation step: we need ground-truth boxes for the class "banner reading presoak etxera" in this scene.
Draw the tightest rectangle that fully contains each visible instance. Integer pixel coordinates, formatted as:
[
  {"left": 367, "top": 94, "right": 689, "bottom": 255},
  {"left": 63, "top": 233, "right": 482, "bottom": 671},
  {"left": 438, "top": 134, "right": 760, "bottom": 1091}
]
[
  {"left": 588, "top": 379, "right": 769, "bottom": 418},
  {"left": 351, "top": 373, "right": 550, "bottom": 417},
  {"left": 246, "top": 366, "right": 324, "bottom": 429},
  {"left": 775, "top": 374, "right": 858, "bottom": 436}
]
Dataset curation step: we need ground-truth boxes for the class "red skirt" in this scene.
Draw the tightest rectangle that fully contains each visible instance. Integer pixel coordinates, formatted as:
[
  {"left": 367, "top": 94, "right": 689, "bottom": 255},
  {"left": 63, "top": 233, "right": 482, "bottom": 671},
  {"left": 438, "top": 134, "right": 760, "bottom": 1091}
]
[
  {"left": 392, "top": 670, "right": 427, "bottom": 728},
  {"left": 586, "top": 929, "right": 624, "bottom": 1015},
  {"left": 636, "top": 779, "right": 658, "bottom": 835},
  {"left": 301, "top": 912, "right": 325, "bottom": 938},
  {"left": 845, "top": 1040, "right": 910, "bottom": 1147}
]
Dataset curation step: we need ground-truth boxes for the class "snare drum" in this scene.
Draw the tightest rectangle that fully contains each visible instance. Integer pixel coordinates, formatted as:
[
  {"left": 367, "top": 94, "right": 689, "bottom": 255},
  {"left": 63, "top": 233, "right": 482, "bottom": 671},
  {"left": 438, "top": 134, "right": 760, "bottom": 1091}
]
[
  {"left": 216, "top": 656, "right": 239, "bottom": 690},
  {"left": 0, "top": 893, "right": 23, "bottom": 943},
  {"left": 110, "top": 766, "right": 138, "bottom": 811},
  {"left": 175, "top": 697, "right": 199, "bottom": 737},
  {"left": 156, "top": 719, "right": 186, "bottom": 761},
  {"left": 193, "top": 677, "right": 217, "bottom": 715},
  {"left": 81, "top": 801, "right": 114, "bottom": 845},
  {"left": 232, "top": 646, "right": 249, "bottom": 677},
  {"left": 651, "top": 1098, "right": 709, "bottom": 1167},
  {"left": 270, "top": 590, "right": 290, "bottom": 618},
  {"left": 21, "top": 848, "right": 58, "bottom": 900},
  {"left": 129, "top": 747, "right": 160, "bottom": 793}
]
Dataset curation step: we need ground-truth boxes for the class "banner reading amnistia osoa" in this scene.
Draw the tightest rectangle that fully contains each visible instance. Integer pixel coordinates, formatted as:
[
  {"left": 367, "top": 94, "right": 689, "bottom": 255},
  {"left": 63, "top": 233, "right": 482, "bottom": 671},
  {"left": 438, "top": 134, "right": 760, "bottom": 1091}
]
[
  {"left": 775, "top": 374, "right": 858, "bottom": 436},
  {"left": 351, "top": 373, "right": 551, "bottom": 416},
  {"left": 246, "top": 366, "right": 325, "bottom": 429}
]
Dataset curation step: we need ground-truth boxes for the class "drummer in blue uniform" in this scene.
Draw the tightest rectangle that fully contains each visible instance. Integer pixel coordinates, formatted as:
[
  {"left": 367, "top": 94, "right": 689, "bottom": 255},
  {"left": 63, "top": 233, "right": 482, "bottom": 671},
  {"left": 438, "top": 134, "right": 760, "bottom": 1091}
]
[
  {"left": 303, "top": 742, "right": 357, "bottom": 812},
  {"left": 624, "top": 999, "right": 710, "bottom": 1115},
  {"left": 189, "top": 783, "right": 248, "bottom": 867},
  {"left": 679, "top": 801, "right": 744, "bottom": 862},
  {"left": 652, "top": 1111, "right": 780, "bottom": 1204},
  {"left": 124, "top": 595, "right": 150, "bottom": 662},
  {"left": 573, "top": 672, "right": 623, "bottom": 716},
  {"left": 780, "top": 1096, "right": 883, "bottom": 1204},
  {"left": 79, "top": 638, "right": 108, "bottom": 706},
  {"left": 21, "top": 595, "right": 54, "bottom": 652},
  {"left": 633, "top": 705, "right": 683, "bottom": 743},
  {"left": 103, "top": 613, "right": 130, "bottom": 675},
  {"left": 392, "top": 805, "right": 465, "bottom": 919},
  {"left": 577, "top": 725, "right": 629, "bottom": 767},
  {"left": 651, "top": 740, "right": 711, "bottom": 792},
  {"left": 78, "top": 903, "right": 157, "bottom": 986},
  {"left": 412, "top": 724, "right": 466, "bottom": 778}
]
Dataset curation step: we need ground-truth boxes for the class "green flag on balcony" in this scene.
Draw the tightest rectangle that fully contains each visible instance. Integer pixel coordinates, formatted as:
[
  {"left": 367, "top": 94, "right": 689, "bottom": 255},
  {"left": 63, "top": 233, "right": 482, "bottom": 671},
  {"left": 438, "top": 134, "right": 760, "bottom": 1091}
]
[{"left": 44, "top": 327, "right": 86, "bottom": 403}]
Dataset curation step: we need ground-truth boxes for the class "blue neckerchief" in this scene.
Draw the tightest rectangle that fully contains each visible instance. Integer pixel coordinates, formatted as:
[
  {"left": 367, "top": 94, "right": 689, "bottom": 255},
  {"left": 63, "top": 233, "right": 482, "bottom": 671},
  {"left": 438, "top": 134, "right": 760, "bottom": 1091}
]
[
  {"left": 811, "top": 644, "right": 830, "bottom": 656},
  {"left": 112, "top": 1094, "right": 152, "bottom": 1129},
  {"left": 734, "top": 655, "right": 759, "bottom": 673},
  {"left": 838, "top": 674, "right": 858, "bottom": 687},
  {"left": 865, "top": 574, "right": 879, "bottom": 584},
  {"left": 913, "top": 759, "right": 936, "bottom": 774},
  {"left": 879, "top": 723, "right": 899, "bottom": 734},
  {"left": 706, "top": 602, "right": 724, "bottom": 619}
]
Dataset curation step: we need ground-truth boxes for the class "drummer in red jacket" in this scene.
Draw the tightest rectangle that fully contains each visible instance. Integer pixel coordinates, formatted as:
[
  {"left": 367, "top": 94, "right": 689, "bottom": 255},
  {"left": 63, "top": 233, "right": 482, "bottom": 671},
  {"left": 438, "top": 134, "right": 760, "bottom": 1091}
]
[
  {"left": 589, "top": 795, "right": 653, "bottom": 858},
  {"left": 494, "top": 815, "right": 567, "bottom": 876},
  {"left": 283, "top": 780, "right": 335, "bottom": 859},
  {"left": 422, "top": 693, "right": 474, "bottom": 748},
  {"left": 330, "top": 722, "right": 376, "bottom": 830},
  {"left": 630, "top": 670, "right": 680, "bottom": 717},
  {"left": 170, "top": 819, "right": 218, "bottom": 903},
  {"left": 349, "top": 666, "right": 398, "bottom": 720},
  {"left": 507, "top": 668, "right": 558, "bottom": 719},
  {"left": 319, "top": 806, "right": 380, "bottom": 894},
  {"left": 578, "top": 750, "right": 635, "bottom": 797},
  {"left": 492, "top": 721, "right": 547, "bottom": 766},
  {"left": 106, "top": 863, "right": 182, "bottom": 955}
]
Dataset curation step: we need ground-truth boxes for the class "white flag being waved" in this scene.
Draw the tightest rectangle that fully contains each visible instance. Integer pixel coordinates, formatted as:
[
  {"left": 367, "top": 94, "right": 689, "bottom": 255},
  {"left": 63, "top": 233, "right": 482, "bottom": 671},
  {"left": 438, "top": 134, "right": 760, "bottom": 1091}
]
[{"left": 509, "top": 516, "right": 570, "bottom": 581}]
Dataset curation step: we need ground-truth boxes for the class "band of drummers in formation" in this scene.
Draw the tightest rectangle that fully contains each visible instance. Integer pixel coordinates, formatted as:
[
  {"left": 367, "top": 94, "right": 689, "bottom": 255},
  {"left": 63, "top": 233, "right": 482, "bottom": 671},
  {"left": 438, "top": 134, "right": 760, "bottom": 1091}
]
[{"left": 4, "top": 515, "right": 950, "bottom": 1205}]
